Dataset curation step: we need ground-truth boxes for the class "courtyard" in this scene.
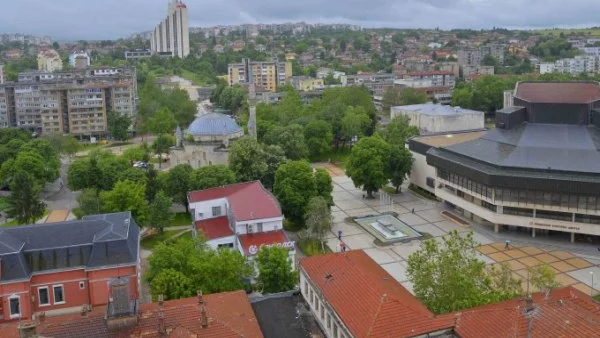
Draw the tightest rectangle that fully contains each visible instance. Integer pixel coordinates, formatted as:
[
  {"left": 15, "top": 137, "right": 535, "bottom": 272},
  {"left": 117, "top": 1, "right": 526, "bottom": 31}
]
[{"left": 318, "top": 163, "right": 600, "bottom": 297}]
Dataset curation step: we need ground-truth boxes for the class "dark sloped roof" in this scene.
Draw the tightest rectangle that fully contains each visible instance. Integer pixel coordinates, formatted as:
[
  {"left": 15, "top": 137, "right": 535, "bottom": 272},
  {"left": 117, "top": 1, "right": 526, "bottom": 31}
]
[
  {"left": 515, "top": 81, "right": 600, "bottom": 104},
  {"left": 0, "top": 212, "right": 139, "bottom": 282},
  {"left": 442, "top": 123, "right": 600, "bottom": 174}
]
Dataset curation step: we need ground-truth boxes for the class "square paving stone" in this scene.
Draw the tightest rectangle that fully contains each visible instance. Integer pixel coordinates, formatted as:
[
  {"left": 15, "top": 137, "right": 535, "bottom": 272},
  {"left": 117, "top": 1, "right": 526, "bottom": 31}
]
[
  {"left": 555, "top": 273, "right": 578, "bottom": 286},
  {"left": 550, "top": 261, "right": 577, "bottom": 273},
  {"left": 434, "top": 220, "right": 470, "bottom": 233},
  {"left": 412, "top": 223, "right": 447, "bottom": 237},
  {"left": 476, "top": 252, "right": 495, "bottom": 264},
  {"left": 534, "top": 253, "right": 561, "bottom": 264},
  {"left": 380, "top": 262, "right": 409, "bottom": 283},
  {"left": 565, "top": 257, "right": 593, "bottom": 269},
  {"left": 514, "top": 269, "right": 529, "bottom": 279},
  {"left": 331, "top": 223, "right": 365, "bottom": 237},
  {"left": 505, "top": 249, "right": 528, "bottom": 259},
  {"left": 505, "top": 259, "right": 527, "bottom": 271},
  {"left": 548, "top": 251, "right": 574, "bottom": 260},
  {"left": 335, "top": 199, "right": 369, "bottom": 211},
  {"left": 332, "top": 191, "right": 356, "bottom": 201},
  {"left": 491, "top": 243, "right": 508, "bottom": 251},
  {"left": 341, "top": 233, "right": 376, "bottom": 250},
  {"left": 416, "top": 210, "right": 445, "bottom": 223},
  {"left": 518, "top": 256, "right": 543, "bottom": 267},
  {"left": 345, "top": 208, "right": 377, "bottom": 218},
  {"left": 364, "top": 248, "right": 401, "bottom": 265},
  {"left": 489, "top": 252, "right": 512, "bottom": 262},
  {"left": 398, "top": 213, "right": 429, "bottom": 226},
  {"left": 477, "top": 245, "right": 498, "bottom": 255},
  {"left": 471, "top": 232, "right": 494, "bottom": 245},
  {"left": 520, "top": 246, "right": 545, "bottom": 255},
  {"left": 391, "top": 244, "right": 421, "bottom": 260},
  {"left": 567, "top": 266, "right": 600, "bottom": 288}
]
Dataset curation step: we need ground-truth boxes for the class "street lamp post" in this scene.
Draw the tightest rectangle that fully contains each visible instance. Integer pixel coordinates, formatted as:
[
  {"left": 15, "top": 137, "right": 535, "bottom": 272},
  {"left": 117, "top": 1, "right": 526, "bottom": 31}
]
[{"left": 591, "top": 271, "right": 595, "bottom": 297}]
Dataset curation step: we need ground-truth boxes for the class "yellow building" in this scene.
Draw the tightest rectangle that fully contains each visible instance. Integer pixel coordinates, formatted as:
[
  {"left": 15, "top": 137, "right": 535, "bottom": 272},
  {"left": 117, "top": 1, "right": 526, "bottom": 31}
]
[
  {"left": 291, "top": 76, "right": 324, "bottom": 92},
  {"left": 37, "top": 50, "right": 63, "bottom": 72},
  {"left": 227, "top": 59, "right": 292, "bottom": 93}
]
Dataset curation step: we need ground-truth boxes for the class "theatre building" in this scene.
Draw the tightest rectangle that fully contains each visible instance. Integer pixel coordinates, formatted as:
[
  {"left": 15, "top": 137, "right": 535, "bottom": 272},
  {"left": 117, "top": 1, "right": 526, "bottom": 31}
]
[
  {"left": 420, "top": 81, "right": 600, "bottom": 242},
  {"left": 0, "top": 212, "right": 140, "bottom": 322},
  {"left": 188, "top": 181, "right": 295, "bottom": 269}
]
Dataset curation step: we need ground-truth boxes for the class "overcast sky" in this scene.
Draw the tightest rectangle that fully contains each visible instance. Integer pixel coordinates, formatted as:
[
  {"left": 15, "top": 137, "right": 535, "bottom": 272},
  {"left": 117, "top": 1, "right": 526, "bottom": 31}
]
[{"left": 2, "top": 0, "right": 600, "bottom": 40}]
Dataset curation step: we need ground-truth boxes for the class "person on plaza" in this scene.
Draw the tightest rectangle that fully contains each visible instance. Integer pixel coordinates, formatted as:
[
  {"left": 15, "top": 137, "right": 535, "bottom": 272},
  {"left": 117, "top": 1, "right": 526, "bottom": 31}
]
[
  {"left": 338, "top": 230, "right": 342, "bottom": 240},
  {"left": 505, "top": 240, "right": 511, "bottom": 250},
  {"left": 340, "top": 242, "right": 346, "bottom": 252},
  {"left": 411, "top": 208, "right": 415, "bottom": 214}
]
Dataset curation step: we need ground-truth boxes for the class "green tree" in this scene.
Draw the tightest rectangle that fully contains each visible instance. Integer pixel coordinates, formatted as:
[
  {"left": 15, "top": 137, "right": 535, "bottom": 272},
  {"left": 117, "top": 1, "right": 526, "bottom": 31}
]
[
  {"left": 162, "top": 164, "right": 193, "bottom": 212},
  {"left": 264, "top": 124, "right": 308, "bottom": 160},
  {"left": 489, "top": 262, "right": 524, "bottom": 300},
  {"left": 107, "top": 111, "right": 131, "bottom": 141},
  {"left": 19, "top": 139, "right": 61, "bottom": 183},
  {"left": 256, "top": 246, "right": 298, "bottom": 294},
  {"left": 386, "top": 146, "right": 413, "bottom": 193},
  {"left": 189, "top": 165, "right": 237, "bottom": 191},
  {"left": 527, "top": 264, "right": 560, "bottom": 293},
  {"left": 73, "top": 188, "right": 102, "bottom": 219},
  {"left": 145, "top": 165, "right": 161, "bottom": 202},
  {"left": 122, "top": 143, "right": 151, "bottom": 163},
  {"left": 379, "top": 115, "right": 419, "bottom": 145},
  {"left": 407, "top": 231, "right": 520, "bottom": 314},
  {"left": 261, "top": 145, "right": 286, "bottom": 190},
  {"left": 100, "top": 180, "right": 149, "bottom": 226},
  {"left": 273, "top": 160, "right": 317, "bottom": 225},
  {"left": 147, "top": 237, "right": 253, "bottom": 301},
  {"left": 67, "top": 151, "right": 130, "bottom": 191},
  {"left": 6, "top": 171, "right": 46, "bottom": 224},
  {"left": 341, "top": 106, "right": 371, "bottom": 143},
  {"left": 304, "top": 120, "right": 333, "bottom": 161},
  {"left": 149, "top": 191, "right": 174, "bottom": 233},
  {"left": 148, "top": 107, "right": 178, "bottom": 135},
  {"left": 229, "top": 137, "right": 268, "bottom": 182},
  {"left": 314, "top": 168, "right": 333, "bottom": 206},
  {"left": 304, "top": 196, "right": 332, "bottom": 251},
  {"left": 451, "top": 85, "right": 473, "bottom": 108},
  {"left": 152, "top": 134, "right": 175, "bottom": 168},
  {"left": 346, "top": 136, "right": 391, "bottom": 198}
]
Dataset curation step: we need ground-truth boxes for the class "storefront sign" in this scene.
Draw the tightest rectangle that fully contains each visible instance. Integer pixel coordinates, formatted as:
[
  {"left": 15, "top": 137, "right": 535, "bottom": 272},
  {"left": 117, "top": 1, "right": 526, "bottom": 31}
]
[
  {"left": 529, "top": 221, "right": 580, "bottom": 232},
  {"left": 248, "top": 241, "right": 295, "bottom": 255}
]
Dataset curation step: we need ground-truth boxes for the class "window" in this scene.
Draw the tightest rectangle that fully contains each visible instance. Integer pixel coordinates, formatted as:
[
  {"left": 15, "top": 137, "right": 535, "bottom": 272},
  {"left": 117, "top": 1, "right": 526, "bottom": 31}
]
[
  {"left": 334, "top": 324, "right": 339, "bottom": 337},
  {"left": 217, "top": 243, "right": 234, "bottom": 249},
  {"left": 256, "top": 223, "right": 263, "bottom": 232},
  {"left": 38, "top": 287, "right": 50, "bottom": 306},
  {"left": 327, "top": 314, "right": 331, "bottom": 329},
  {"left": 212, "top": 206, "right": 222, "bottom": 217},
  {"left": 79, "top": 281, "right": 85, "bottom": 290},
  {"left": 9, "top": 296, "right": 20, "bottom": 318},
  {"left": 304, "top": 282, "right": 308, "bottom": 295},
  {"left": 53, "top": 285, "right": 65, "bottom": 304}
]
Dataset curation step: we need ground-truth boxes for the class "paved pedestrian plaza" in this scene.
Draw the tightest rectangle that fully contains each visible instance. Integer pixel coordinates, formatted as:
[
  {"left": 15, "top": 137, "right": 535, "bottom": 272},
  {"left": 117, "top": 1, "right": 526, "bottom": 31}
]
[{"left": 318, "top": 163, "right": 600, "bottom": 296}]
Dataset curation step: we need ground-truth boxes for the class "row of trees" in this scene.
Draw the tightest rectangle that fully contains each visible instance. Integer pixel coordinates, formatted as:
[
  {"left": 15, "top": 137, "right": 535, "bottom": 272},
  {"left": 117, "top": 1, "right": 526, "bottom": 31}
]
[
  {"left": 147, "top": 236, "right": 297, "bottom": 301},
  {"left": 407, "top": 231, "right": 559, "bottom": 314}
]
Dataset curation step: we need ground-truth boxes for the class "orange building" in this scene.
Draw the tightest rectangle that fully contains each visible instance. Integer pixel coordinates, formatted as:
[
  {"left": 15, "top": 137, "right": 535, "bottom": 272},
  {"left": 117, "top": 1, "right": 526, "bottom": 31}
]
[{"left": 0, "top": 212, "right": 140, "bottom": 322}]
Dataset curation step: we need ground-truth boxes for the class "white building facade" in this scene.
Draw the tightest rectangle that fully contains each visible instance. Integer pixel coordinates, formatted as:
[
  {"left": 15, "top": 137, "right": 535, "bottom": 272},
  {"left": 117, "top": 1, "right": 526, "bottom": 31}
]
[
  {"left": 150, "top": 0, "right": 190, "bottom": 58},
  {"left": 391, "top": 103, "right": 485, "bottom": 134}
]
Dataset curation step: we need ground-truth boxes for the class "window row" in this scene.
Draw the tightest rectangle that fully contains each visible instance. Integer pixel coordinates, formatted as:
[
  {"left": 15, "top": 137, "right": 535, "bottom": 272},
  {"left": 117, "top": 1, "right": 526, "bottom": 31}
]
[
  {"left": 496, "top": 189, "right": 600, "bottom": 211},
  {"left": 438, "top": 169, "right": 492, "bottom": 199}
]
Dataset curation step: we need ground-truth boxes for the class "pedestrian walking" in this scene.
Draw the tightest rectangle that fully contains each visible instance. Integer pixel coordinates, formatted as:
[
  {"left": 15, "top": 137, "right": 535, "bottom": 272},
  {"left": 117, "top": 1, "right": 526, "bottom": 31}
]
[
  {"left": 340, "top": 242, "right": 346, "bottom": 252},
  {"left": 505, "top": 240, "right": 511, "bottom": 250},
  {"left": 411, "top": 208, "right": 415, "bottom": 214},
  {"left": 338, "top": 230, "right": 342, "bottom": 241}
]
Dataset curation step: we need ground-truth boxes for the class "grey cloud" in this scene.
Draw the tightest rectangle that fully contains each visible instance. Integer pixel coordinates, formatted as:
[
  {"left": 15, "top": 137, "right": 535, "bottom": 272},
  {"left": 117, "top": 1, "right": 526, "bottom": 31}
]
[{"left": 0, "top": 0, "right": 599, "bottom": 40}]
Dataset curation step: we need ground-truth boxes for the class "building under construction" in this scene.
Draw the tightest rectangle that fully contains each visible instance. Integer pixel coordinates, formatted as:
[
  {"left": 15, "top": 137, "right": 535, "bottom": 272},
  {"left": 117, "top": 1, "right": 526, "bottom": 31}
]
[{"left": 0, "top": 67, "right": 137, "bottom": 136}]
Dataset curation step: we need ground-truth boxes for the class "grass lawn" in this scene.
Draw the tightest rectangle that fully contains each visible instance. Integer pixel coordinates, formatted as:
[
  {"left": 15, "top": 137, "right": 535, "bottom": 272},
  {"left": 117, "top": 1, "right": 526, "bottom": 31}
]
[
  {"left": 104, "top": 142, "right": 132, "bottom": 148},
  {"left": 171, "top": 212, "right": 192, "bottom": 227},
  {"left": 316, "top": 148, "right": 351, "bottom": 168},
  {"left": 382, "top": 186, "right": 397, "bottom": 195},
  {"left": 0, "top": 196, "right": 9, "bottom": 212},
  {"left": 594, "top": 294, "right": 600, "bottom": 301},
  {"left": 298, "top": 238, "right": 331, "bottom": 256},
  {"left": 1, "top": 209, "right": 49, "bottom": 228},
  {"left": 180, "top": 69, "right": 209, "bottom": 86},
  {"left": 141, "top": 229, "right": 188, "bottom": 249}
]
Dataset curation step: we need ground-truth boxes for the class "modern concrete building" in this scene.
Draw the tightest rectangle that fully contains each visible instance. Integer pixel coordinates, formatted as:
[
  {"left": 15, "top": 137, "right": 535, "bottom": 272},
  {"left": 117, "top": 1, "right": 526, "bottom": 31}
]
[
  {"left": 228, "top": 58, "right": 292, "bottom": 92},
  {"left": 424, "top": 81, "right": 600, "bottom": 241},
  {"left": 37, "top": 50, "right": 62, "bottom": 72},
  {"left": 150, "top": 0, "right": 190, "bottom": 58},
  {"left": 188, "top": 181, "right": 295, "bottom": 270},
  {"left": 0, "top": 67, "right": 137, "bottom": 135},
  {"left": 68, "top": 51, "right": 90, "bottom": 69},
  {"left": 0, "top": 212, "right": 140, "bottom": 323},
  {"left": 391, "top": 103, "right": 485, "bottom": 134}
]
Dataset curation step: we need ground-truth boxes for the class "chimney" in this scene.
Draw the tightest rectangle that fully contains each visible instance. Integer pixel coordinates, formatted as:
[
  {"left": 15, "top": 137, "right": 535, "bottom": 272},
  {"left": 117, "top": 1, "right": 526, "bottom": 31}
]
[
  {"left": 197, "top": 290, "right": 203, "bottom": 304},
  {"left": 200, "top": 305, "right": 208, "bottom": 329},
  {"left": 18, "top": 321, "right": 37, "bottom": 338},
  {"left": 158, "top": 311, "right": 166, "bottom": 334},
  {"left": 525, "top": 295, "right": 534, "bottom": 313}
]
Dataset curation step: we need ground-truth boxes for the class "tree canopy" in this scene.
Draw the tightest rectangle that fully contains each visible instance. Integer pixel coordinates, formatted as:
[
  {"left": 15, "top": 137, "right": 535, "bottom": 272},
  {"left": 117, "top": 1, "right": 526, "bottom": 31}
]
[
  {"left": 346, "top": 135, "right": 391, "bottom": 198},
  {"left": 256, "top": 246, "right": 298, "bottom": 294}
]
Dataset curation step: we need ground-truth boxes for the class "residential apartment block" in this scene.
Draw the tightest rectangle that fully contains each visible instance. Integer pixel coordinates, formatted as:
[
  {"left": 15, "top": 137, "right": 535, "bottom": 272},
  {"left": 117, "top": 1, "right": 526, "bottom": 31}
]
[
  {"left": 150, "top": 0, "right": 190, "bottom": 58},
  {"left": 0, "top": 212, "right": 140, "bottom": 323},
  {"left": 37, "top": 50, "right": 62, "bottom": 73},
  {"left": 68, "top": 51, "right": 90, "bottom": 69},
  {"left": 0, "top": 67, "right": 137, "bottom": 136},
  {"left": 290, "top": 76, "right": 324, "bottom": 92},
  {"left": 539, "top": 55, "right": 599, "bottom": 75},
  {"left": 228, "top": 58, "right": 292, "bottom": 92},
  {"left": 458, "top": 44, "right": 505, "bottom": 67}
]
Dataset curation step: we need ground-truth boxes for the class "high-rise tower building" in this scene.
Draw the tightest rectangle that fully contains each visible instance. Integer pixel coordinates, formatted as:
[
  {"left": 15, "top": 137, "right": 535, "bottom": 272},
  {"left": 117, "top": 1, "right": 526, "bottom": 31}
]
[{"left": 150, "top": 0, "right": 190, "bottom": 58}]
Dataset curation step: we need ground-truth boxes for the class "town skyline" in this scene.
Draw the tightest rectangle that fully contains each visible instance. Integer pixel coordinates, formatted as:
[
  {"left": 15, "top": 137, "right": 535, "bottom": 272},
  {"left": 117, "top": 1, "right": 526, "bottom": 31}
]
[{"left": 2, "top": 0, "right": 600, "bottom": 40}]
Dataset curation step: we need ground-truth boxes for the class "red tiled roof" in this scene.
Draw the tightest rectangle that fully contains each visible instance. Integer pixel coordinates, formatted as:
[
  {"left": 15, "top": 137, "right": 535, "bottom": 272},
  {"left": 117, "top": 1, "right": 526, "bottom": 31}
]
[
  {"left": 195, "top": 216, "right": 234, "bottom": 239},
  {"left": 238, "top": 230, "right": 291, "bottom": 256},
  {"left": 299, "top": 250, "right": 454, "bottom": 338},
  {"left": 447, "top": 287, "right": 600, "bottom": 338},
  {"left": 188, "top": 181, "right": 282, "bottom": 222},
  {"left": 0, "top": 291, "right": 263, "bottom": 338},
  {"left": 516, "top": 81, "right": 600, "bottom": 104}
]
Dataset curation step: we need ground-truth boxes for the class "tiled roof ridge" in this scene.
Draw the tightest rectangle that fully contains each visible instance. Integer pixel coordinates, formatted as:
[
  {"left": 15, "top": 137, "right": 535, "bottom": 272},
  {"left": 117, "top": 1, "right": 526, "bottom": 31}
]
[
  {"left": 230, "top": 180, "right": 282, "bottom": 216},
  {"left": 365, "top": 293, "right": 389, "bottom": 337}
]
